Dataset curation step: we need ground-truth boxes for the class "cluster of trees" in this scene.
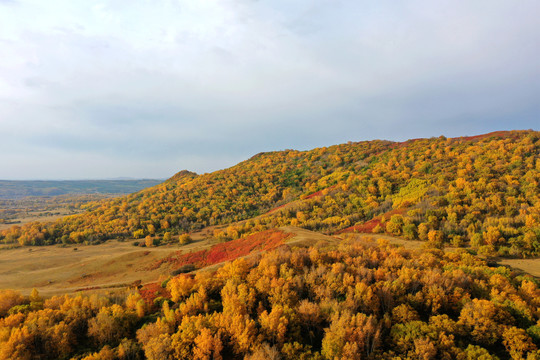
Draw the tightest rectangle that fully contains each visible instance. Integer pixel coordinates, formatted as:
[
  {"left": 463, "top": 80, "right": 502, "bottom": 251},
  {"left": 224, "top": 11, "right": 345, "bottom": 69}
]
[
  {"left": 1, "top": 239, "right": 539, "bottom": 359},
  {"left": 248, "top": 131, "right": 540, "bottom": 257},
  {"left": 1, "top": 130, "right": 539, "bottom": 256}
]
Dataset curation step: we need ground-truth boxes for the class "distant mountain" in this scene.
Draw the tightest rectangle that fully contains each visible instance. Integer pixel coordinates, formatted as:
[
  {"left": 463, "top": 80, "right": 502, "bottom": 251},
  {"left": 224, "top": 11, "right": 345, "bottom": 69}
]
[
  {"left": 0, "top": 179, "right": 164, "bottom": 199},
  {"left": 1, "top": 130, "right": 539, "bottom": 257}
]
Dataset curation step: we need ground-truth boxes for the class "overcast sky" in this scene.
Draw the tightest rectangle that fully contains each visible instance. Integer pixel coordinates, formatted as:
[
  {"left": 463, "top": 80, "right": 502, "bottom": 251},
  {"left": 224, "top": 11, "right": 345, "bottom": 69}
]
[{"left": 1, "top": 0, "right": 539, "bottom": 179}]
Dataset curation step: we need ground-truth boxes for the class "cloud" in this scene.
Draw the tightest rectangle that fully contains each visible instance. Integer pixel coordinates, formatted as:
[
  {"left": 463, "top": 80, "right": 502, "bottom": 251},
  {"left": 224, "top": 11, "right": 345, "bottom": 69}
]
[{"left": 0, "top": 0, "right": 539, "bottom": 179}]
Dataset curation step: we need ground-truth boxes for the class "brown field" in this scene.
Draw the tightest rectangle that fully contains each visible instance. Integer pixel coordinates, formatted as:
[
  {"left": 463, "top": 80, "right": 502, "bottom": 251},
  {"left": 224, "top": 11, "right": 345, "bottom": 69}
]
[{"left": 0, "top": 237, "right": 218, "bottom": 296}]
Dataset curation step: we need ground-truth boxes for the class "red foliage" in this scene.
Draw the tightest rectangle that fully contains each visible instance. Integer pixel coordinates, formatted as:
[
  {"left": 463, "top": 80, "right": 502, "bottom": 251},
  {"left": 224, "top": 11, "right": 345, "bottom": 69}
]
[
  {"left": 460, "top": 130, "right": 511, "bottom": 141},
  {"left": 305, "top": 190, "right": 324, "bottom": 199},
  {"left": 266, "top": 203, "right": 288, "bottom": 214},
  {"left": 139, "top": 282, "right": 170, "bottom": 305},
  {"left": 337, "top": 208, "right": 406, "bottom": 234},
  {"left": 337, "top": 218, "right": 382, "bottom": 234},
  {"left": 148, "top": 229, "right": 293, "bottom": 271},
  {"left": 205, "top": 229, "right": 291, "bottom": 264}
]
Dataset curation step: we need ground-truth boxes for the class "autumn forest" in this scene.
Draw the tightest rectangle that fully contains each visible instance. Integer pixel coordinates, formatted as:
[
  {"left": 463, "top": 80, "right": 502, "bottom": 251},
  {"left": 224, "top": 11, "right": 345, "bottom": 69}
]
[{"left": 1, "top": 130, "right": 539, "bottom": 359}]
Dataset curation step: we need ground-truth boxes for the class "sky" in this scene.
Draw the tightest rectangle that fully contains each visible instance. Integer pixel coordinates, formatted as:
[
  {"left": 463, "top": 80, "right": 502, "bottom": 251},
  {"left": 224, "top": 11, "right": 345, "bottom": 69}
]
[{"left": 1, "top": 0, "right": 539, "bottom": 180}]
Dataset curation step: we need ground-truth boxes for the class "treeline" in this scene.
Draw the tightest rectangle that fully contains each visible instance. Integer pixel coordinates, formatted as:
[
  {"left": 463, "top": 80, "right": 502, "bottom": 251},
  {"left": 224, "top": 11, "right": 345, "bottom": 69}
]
[
  {"left": 1, "top": 240, "right": 539, "bottom": 359},
  {"left": 1, "top": 130, "right": 539, "bottom": 257}
]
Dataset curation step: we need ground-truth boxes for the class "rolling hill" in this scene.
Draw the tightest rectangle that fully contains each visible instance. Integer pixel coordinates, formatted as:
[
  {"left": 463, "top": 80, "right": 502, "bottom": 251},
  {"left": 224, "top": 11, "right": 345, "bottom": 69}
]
[{"left": 2, "top": 130, "right": 538, "bottom": 257}]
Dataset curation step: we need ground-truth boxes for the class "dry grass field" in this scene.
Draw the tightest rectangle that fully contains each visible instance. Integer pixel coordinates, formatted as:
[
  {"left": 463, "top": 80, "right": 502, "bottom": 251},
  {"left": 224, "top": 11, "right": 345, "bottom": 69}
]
[
  {"left": 498, "top": 258, "right": 540, "bottom": 278},
  {"left": 0, "top": 238, "right": 217, "bottom": 296}
]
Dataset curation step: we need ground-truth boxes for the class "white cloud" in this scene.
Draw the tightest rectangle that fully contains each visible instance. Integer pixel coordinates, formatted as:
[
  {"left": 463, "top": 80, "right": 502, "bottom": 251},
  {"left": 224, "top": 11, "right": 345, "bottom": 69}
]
[{"left": 0, "top": 0, "right": 539, "bottom": 179}]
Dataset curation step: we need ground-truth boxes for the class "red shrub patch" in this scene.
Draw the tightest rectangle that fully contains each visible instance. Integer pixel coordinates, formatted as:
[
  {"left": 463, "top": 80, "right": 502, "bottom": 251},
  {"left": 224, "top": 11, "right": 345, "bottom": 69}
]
[
  {"left": 305, "top": 185, "right": 338, "bottom": 199},
  {"left": 205, "top": 229, "right": 291, "bottom": 264},
  {"left": 305, "top": 190, "right": 324, "bottom": 199},
  {"left": 139, "top": 282, "right": 170, "bottom": 305},
  {"left": 337, "top": 208, "right": 406, "bottom": 234},
  {"left": 460, "top": 130, "right": 510, "bottom": 141},
  {"left": 266, "top": 203, "right": 288, "bottom": 214},
  {"left": 337, "top": 218, "right": 383, "bottom": 234},
  {"left": 149, "top": 229, "right": 293, "bottom": 271}
]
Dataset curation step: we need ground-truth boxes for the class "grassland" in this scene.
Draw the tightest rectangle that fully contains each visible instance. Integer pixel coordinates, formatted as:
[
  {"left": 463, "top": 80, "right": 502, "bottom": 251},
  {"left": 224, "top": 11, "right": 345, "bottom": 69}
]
[
  {"left": 0, "top": 226, "right": 345, "bottom": 296},
  {"left": 2, "top": 225, "right": 537, "bottom": 299},
  {"left": 0, "top": 239, "right": 206, "bottom": 296}
]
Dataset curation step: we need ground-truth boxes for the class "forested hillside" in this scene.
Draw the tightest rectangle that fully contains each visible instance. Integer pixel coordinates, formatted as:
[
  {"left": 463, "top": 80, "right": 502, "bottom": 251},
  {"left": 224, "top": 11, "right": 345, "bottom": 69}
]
[
  {"left": 1, "top": 130, "right": 539, "bottom": 257},
  {"left": 1, "top": 241, "right": 539, "bottom": 359}
]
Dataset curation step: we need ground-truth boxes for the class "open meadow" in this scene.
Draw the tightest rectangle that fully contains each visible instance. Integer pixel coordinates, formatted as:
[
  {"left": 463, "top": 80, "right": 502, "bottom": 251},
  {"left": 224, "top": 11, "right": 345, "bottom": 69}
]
[{"left": 0, "top": 238, "right": 215, "bottom": 296}]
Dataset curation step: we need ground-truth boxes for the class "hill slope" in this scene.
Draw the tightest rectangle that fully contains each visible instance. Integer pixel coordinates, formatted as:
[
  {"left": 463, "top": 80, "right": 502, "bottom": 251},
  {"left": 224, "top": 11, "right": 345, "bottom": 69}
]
[{"left": 1, "top": 130, "right": 539, "bottom": 257}]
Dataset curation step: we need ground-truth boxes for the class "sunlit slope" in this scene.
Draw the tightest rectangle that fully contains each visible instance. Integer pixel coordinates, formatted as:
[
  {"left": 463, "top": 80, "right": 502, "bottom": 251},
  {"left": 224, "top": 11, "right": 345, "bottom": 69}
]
[
  {"left": 1, "top": 139, "right": 389, "bottom": 243},
  {"left": 2, "top": 130, "right": 539, "bottom": 257}
]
